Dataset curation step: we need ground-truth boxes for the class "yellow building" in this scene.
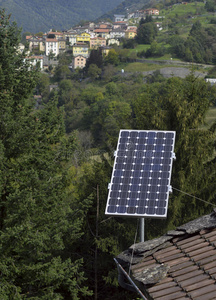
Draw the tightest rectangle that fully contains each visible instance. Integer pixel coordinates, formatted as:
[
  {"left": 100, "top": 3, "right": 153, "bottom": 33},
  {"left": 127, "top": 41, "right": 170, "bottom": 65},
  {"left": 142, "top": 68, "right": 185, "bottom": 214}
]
[
  {"left": 76, "top": 32, "right": 91, "bottom": 44},
  {"left": 59, "top": 38, "right": 66, "bottom": 50},
  {"left": 90, "top": 37, "right": 106, "bottom": 49},
  {"left": 125, "top": 30, "right": 137, "bottom": 39},
  {"left": 72, "top": 42, "right": 89, "bottom": 57},
  {"left": 100, "top": 46, "right": 111, "bottom": 56}
]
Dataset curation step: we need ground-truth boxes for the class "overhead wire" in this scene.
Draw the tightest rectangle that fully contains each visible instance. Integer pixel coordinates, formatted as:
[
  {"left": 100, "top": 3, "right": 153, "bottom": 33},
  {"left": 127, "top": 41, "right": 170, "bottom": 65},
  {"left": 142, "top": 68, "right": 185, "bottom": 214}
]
[{"left": 172, "top": 186, "right": 215, "bottom": 207}]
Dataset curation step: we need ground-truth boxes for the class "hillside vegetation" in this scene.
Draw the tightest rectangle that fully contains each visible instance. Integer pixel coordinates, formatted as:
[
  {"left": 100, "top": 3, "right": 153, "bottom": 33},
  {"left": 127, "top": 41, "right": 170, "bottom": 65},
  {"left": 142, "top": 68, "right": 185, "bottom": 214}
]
[
  {"left": 1, "top": 2, "right": 216, "bottom": 299},
  {"left": 114, "top": 1, "right": 216, "bottom": 69},
  {"left": 0, "top": 0, "right": 123, "bottom": 32}
]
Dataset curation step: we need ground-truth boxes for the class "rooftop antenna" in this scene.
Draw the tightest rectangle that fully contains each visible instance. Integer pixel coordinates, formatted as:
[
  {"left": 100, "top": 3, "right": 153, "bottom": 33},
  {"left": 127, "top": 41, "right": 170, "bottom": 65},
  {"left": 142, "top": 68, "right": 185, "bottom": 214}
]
[{"left": 105, "top": 130, "right": 176, "bottom": 242}]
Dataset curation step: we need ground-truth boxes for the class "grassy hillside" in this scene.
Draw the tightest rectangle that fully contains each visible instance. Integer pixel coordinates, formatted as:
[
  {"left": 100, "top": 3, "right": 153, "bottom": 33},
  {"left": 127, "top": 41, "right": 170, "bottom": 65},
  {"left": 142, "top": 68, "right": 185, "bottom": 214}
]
[{"left": 0, "top": 0, "right": 123, "bottom": 33}]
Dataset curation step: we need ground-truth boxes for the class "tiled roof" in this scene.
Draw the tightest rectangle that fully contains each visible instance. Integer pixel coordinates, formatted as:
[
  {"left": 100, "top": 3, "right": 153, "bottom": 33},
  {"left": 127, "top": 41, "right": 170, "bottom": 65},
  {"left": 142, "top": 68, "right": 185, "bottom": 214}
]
[
  {"left": 73, "top": 43, "right": 89, "bottom": 48},
  {"left": 126, "top": 29, "right": 137, "bottom": 33},
  {"left": 94, "top": 29, "right": 110, "bottom": 33},
  {"left": 27, "top": 56, "right": 43, "bottom": 59},
  {"left": 90, "top": 37, "right": 105, "bottom": 40},
  {"left": 113, "top": 21, "right": 128, "bottom": 24},
  {"left": 46, "top": 38, "right": 58, "bottom": 42},
  {"left": 48, "top": 31, "right": 63, "bottom": 35},
  {"left": 111, "top": 28, "right": 125, "bottom": 32},
  {"left": 116, "top": 210, "right": 216, "bottom": 299}
]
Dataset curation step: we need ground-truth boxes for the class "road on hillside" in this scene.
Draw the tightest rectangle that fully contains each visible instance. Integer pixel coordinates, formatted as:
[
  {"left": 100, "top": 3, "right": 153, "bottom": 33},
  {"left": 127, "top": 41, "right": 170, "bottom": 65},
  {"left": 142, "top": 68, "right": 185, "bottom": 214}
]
[{"left": 122, "top": 58, "right": 213, "bottom": 78}]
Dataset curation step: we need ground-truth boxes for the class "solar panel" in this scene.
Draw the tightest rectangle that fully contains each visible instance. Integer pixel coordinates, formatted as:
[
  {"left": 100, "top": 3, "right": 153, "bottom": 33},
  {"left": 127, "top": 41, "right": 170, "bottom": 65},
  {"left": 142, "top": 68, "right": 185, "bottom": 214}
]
[{"left": 105, "top": 130, "right": 176, "bottom": 218}]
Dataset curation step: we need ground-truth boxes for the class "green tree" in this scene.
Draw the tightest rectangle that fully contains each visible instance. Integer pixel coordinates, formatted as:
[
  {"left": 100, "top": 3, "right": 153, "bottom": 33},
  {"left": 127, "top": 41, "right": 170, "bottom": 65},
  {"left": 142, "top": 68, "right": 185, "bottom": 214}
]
[
  {"left": 102, "top": 64, "right": 116, "bottom": 82},
  {"left": 145, "top": 41, "right": 165, "bottom": 58},
  {"left": 169, "top": 35, "right": 185, "bottom": 58},
  {"left": 136, "top": 22, "right": 157, "bottom": 44},
  {"left": 0, "top": 9, "right": 91, "bottom": 299},
  {"left": 205, "top": 0, "right": 215, "bottom": 12},
  {"left": 88, "top": 63, "right": 102, "bottom": 80},
  {"left": 35, "top": 31, "right": 44, "bottom": 37},
  {"left": 85, "top": 49, "right": 103, "bottom": 72},
  {"left": 72, "top": 159, "right": 138, "bottom": 300},
  {"left": 36, "top": 73, "right": 50, "bottom": 100},
  {"left": 122, "top": 38, "right": 136, "bottom": 49},
  {"left": 133, "top": 75, "right": 216, "bottom": 236},
  {"left": 54, "top": 65, "right": 71, "bottom": 81},
  {"left": 182, "top": 21, "right": 214, "bottom": 63},
  {"left": 104, "top": 49, "right": 119, "bottom": 66},
  {"left": 118, "top": 48, "right": 130, "bottom": 62},
  {"left": 57, "top": 79, "right": 75, "bottom": 106}
]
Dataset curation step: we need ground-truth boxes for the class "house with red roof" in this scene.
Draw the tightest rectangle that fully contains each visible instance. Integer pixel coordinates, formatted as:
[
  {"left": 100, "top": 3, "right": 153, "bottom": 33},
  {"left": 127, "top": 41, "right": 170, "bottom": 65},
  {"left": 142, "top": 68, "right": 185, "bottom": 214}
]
[{"left": 94, "top": 28, "right": 110, "bottom": 39}]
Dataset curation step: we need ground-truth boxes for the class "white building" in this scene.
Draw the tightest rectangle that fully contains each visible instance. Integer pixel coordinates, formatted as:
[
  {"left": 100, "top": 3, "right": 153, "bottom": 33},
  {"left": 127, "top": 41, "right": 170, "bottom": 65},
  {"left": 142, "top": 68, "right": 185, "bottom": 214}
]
[
  {"left": 64, "top": 31, "right": 77, "bottom": 46},
  {"left": 24, "top": 56, "right": 43, "bottom": 70},
  {"left": 110, "top": 28, "right": 125, "bottom": 39},
  {"left": 114, "top": 14, "right": 127, "bottom": 22},
  {"left": 45, "top": 38, "right": 59, "bottom": 57}
]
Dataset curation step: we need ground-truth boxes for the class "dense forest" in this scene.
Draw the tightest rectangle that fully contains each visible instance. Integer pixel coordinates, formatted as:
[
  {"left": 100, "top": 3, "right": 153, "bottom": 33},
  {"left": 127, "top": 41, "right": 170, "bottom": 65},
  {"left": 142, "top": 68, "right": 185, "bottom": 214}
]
[
  {"left": 1, "top": 6, "right": 216, "bottom": 300},
  {"left": 0, "top": 0, "right": 124, "bottom": 32}
]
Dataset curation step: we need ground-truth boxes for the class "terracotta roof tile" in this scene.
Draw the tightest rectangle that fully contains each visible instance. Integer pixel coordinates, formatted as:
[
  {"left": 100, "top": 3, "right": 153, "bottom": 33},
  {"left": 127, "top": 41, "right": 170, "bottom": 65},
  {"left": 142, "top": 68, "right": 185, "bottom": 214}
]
[
  {"left": 150, "top": 285, "right": 184, "bottom": 298},
  {"left": 195, "top": 290, "right": 216, "bottom": 300},
  {"left": 199, "top": 254, "right": 216, "bottom": 266},
  {"left": 169, "top": 261, "right": 195, "bottom": 274},
  {"left": 116, "top": 211, "right": 216, "bottom": 299},
  {"left": 189, "top": 284, "right": 216, "bottom": 298}
]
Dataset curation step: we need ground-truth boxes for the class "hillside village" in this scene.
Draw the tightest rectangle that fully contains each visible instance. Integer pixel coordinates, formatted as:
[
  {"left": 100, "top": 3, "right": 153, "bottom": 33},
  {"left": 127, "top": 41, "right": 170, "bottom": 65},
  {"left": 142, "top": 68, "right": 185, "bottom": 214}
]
[{"left": 21, "top": 7, "right": 161, "bottom": 71}]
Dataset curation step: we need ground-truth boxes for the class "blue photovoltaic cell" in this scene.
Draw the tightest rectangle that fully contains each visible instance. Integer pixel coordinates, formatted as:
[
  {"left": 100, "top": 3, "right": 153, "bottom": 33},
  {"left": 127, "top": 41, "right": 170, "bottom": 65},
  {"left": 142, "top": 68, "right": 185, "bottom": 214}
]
[{"left": 105, "top": 130, "right": 176, "bottom": 218}]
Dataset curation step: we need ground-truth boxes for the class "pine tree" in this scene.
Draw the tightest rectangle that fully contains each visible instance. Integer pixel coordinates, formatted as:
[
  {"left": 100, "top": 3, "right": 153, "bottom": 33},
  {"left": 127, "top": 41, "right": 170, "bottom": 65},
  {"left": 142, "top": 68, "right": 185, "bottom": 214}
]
[
  {"left": 133, "top": 75, "right": 216, "bottom": 236},
  {"left": 70, "top": 158, "right": 138, "bottom": 299},
  {"left": 0, "top": 9, "right": 91, "bottom": 299}
]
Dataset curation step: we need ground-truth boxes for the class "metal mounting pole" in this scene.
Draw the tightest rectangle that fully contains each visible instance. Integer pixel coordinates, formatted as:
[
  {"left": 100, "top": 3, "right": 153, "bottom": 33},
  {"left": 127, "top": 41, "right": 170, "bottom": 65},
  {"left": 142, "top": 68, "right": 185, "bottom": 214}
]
[{"left": 140, "top": 218, "right": 145, "bottom": 242}]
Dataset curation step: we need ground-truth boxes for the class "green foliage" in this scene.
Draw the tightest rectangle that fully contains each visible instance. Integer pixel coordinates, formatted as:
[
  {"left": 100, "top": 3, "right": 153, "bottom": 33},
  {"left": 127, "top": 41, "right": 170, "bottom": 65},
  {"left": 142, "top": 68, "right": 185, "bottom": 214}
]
[
  {"left": 122, "top": 38, "right": 137, "bottom": 49},
  {"left": 88, "top": 64, "right": 102, "bottom": 80},
  {"left": 69, "top": 158, "right": 139, "bottom": 299},
  {"left": 168, "top": 20, "right": 216, "bottom": 63},
  {"left": 3, "top": 0, "right": 123, "bottom": 33},
  {"left": 168, "top": 35, "right": 185, "bottom": 59},
  {"left": 102, "top": 64, "right": 116, "bottom": 82},
  {"left": 0, "top": 9, "right": 90, "bottom": 298},
  {"left": 144, "top": 41, "right": 166, "bottom": 58},
  {"left": 54, "top": 65, "right": 71, "bottom": 81},
  {"left": 36, "top": 73, "right": 50, "bottom": 100},
  {"left": 133, "top": 74, "right": 216, "bottom": 235},
  {"left": 3, "top": 2, "right": 216, "bottom": 299},
  {"left": 136, "top": 22, "right": 158, "bottom": 45},
  {"left": 104, "top": 49, "right": 120, "bottom": 66},
  {"left": 139, "top": 15, "right": 154, "bottom": 25},
  {"left": 205, "top": 0, "right": 216, "bottom": 12},
  {"left": 85, "top": 49, "right": 103, "bottom": 71},
  {"left": 58, "top": 51, "right": 73, "bottom": 66}
]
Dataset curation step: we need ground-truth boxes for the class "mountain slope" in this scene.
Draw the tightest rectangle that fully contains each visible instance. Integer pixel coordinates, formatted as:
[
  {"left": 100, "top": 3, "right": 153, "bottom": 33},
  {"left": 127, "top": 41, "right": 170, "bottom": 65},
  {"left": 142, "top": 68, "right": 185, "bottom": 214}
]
[
  {"left": 98, "top": 0, "right": 153, "bottom": 21},
  {"left": 0, "top": 0, "right": 124, "bottom": 33}
]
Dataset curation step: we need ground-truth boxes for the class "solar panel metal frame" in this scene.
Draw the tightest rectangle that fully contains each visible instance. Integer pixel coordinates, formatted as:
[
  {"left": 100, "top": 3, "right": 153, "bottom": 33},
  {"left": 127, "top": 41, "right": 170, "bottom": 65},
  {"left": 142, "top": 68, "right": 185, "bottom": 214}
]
[{"left": 105, "top": 130, "right": 176, "bottom": 218}]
